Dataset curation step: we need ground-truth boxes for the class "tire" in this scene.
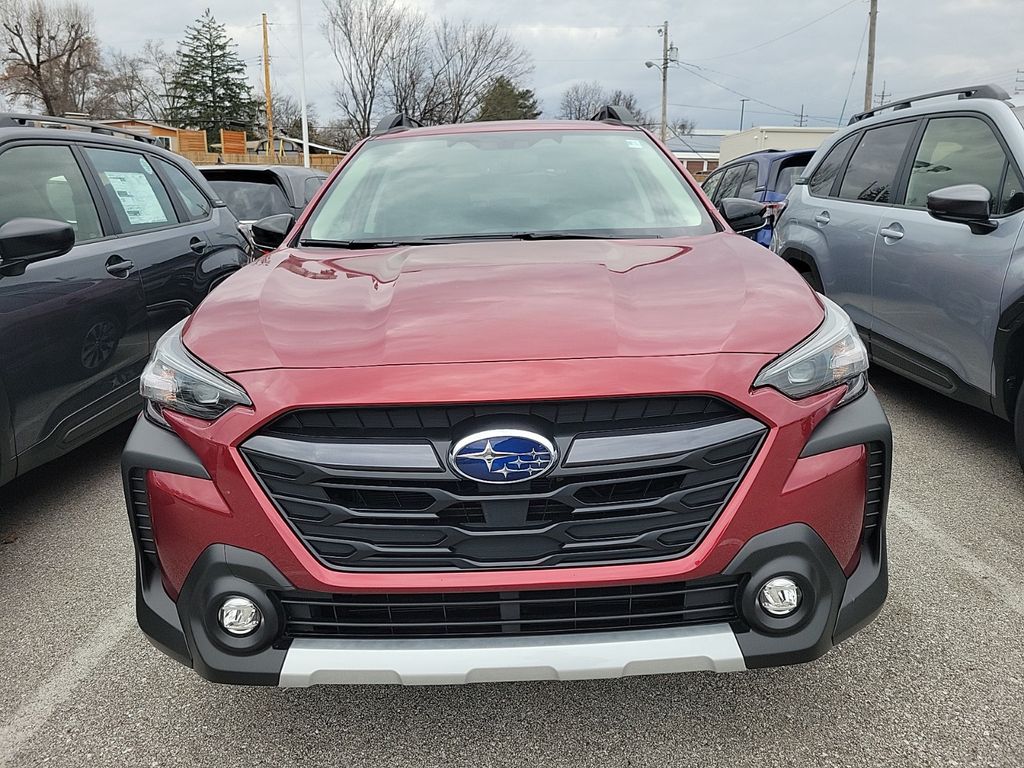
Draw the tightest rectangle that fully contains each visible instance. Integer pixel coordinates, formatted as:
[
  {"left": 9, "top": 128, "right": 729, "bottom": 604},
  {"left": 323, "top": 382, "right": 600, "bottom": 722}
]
[
  {"left": 795, "top": 264, "right": 823, "bottom": 293},
  {"left": 1014, "top": 384, "right": 1024, "bottom": 473}
]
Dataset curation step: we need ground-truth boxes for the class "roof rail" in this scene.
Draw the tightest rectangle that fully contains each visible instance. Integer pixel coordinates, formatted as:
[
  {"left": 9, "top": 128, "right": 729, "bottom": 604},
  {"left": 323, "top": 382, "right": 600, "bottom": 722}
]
[
  {"left": 590, "top": 105, "right": 639, "bottom": 126},
  {"left": 371, "top": 113, "right": 424, "bottom": 136},
  {"left": 848, "top": 84, "right": 1011, "bottom": 124},
  {"left": 0, "top": 113, "right": 159, "bottom": 144}
]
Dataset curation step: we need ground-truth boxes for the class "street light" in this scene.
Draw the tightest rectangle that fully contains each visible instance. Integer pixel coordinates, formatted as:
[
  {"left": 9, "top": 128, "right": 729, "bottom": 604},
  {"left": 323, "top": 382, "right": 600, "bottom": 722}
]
[{"left": 645, "top": 22, "right": 674, "bottom": 142}]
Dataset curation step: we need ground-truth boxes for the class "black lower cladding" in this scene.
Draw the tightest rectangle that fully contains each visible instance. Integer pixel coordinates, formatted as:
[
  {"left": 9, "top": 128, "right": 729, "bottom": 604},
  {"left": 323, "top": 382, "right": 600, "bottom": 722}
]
[
  {"left": 276, "top": 577, "right": 741, "bottom": 639},
  {"left": 241, "top": 397, "right": 766, "bottom": 571}
]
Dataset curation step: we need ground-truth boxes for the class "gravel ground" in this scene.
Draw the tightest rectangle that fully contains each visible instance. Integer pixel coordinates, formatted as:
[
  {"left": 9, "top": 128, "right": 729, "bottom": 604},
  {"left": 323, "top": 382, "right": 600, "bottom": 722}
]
[{"left": 1, "top": 368, "right": 1022, "bottom": 768}]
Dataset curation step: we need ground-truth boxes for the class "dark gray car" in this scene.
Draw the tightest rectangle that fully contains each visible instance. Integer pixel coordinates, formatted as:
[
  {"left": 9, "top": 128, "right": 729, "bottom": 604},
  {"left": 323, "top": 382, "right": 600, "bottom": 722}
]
[
  {"left": 0, "top": 114, "right": 251, "bottom": 486},
  {"left": 197, "top": 165, "right": 328, "bottom": 231},
  {"left": 773, "top": 85, "right": 1024, "bottom": 467}
]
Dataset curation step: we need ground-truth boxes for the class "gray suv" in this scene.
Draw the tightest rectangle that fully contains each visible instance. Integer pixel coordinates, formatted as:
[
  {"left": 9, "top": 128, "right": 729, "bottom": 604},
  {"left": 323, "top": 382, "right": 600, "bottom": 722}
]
[{"left": 773, "top": 85, "right": 1024, "bottom": 467}]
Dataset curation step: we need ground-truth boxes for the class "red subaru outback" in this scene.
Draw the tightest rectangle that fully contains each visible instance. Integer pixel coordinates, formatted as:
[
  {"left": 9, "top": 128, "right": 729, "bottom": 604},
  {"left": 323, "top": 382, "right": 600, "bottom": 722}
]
[{"left": 122, "top": 108, "right": 891, "bottom": 686}]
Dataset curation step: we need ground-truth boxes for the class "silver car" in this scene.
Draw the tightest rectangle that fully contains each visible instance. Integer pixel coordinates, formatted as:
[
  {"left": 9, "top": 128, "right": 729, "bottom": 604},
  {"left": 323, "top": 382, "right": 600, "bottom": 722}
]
[{"left": 773, "top": 85, "right": 1024, "bottom": 467}]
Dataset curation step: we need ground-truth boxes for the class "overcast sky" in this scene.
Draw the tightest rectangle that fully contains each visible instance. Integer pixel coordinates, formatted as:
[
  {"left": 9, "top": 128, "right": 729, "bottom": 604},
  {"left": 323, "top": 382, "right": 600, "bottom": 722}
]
[{"left": 83, "top": 0, "right": 1024, "bottom": 130}]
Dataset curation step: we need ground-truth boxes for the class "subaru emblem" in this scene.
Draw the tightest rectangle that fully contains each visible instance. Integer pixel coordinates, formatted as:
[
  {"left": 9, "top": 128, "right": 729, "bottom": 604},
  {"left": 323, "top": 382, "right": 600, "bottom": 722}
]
[{"left": 449, "top": 429, "right": 557, "bottom": 484}]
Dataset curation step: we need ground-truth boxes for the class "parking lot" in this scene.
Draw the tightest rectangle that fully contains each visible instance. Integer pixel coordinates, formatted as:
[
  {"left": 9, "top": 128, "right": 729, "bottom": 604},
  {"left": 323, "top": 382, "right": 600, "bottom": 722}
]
[{"left": 0, "top": 368, "right": 1020, "bottom": 768}]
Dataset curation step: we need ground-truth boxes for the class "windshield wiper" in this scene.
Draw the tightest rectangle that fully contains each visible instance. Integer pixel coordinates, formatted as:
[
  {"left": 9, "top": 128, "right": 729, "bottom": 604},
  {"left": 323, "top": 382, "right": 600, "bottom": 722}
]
[
  {"left": 298, "top": 238, "right": 423, "bottom": 249},
  {"left": 420, "top": 231, "right": 648, "bottom": 243}
]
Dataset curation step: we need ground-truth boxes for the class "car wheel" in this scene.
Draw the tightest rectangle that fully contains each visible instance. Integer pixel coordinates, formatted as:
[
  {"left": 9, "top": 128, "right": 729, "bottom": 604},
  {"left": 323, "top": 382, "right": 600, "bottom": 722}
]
[
  {"left": 77, "top": 314, "right": 121, "bottom": 375},
  {"left": 1014, "top": 384, "right": 1024, "bottom": 473},
  {"left": 793, "top": 263, "right": 823, "bottom": 293}
]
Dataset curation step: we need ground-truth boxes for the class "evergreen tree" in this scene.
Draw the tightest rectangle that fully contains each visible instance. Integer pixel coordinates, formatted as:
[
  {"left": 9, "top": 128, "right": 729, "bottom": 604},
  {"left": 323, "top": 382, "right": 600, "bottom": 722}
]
[
  {"left": 477, "top": 76, "right": 541, "bottom": 121},
  {"left": 166, "top": 9, "right": 255, "bottom": 146}
]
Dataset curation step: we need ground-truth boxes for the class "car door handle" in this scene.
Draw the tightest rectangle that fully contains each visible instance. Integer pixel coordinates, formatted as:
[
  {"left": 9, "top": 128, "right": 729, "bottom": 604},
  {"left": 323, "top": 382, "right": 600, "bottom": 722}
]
[
  {"left": 814, "top": 211, "right": 831, "bottom": 226},
  {"left": 105, "top": 255, "right": 134, "bottom": 277},
  {"left": 189, "top": 237, "right": 207, "bottom": 255},
  {"left": 880, "top": 223, "right": 905, "bottom": 243}
]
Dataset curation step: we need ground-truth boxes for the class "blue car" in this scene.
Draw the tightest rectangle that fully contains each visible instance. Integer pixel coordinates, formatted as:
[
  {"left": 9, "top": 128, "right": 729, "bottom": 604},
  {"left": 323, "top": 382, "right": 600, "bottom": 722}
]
[{"left": 701, "top": 149, "right": 814, "bottom": 245}]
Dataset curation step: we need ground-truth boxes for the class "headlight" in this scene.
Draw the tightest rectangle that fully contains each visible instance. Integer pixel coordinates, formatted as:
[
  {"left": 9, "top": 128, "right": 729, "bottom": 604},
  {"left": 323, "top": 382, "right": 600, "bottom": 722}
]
[
  {"left": 140, "top": 319, "right": 252, "bottom": 422},
  {"left": 754, "top": 295, "right": 868, "bottom": 404}
]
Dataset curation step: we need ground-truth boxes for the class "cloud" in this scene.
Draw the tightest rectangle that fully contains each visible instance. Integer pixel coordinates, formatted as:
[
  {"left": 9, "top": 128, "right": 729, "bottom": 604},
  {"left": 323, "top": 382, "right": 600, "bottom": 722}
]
[{"left": 84, "top": 0, "right": 1024, "bottom": 129}]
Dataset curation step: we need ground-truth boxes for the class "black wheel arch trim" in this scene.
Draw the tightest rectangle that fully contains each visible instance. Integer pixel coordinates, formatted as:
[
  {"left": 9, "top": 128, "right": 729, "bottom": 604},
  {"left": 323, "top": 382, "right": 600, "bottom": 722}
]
[
  {"left": 799, "top": 388, "right": 892, "bottom": 459},
  {"left": 121, "top": 413, "right": 210, "bottom": 480},
  {"left": 994, "top": 296, "right": 1024, "bottom": 420}
]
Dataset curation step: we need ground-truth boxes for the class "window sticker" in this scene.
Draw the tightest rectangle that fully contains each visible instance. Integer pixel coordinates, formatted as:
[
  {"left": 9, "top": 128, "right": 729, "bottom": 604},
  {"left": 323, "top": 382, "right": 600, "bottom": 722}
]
[
  {"left": 105, "top": 171, "right": 168, "bottom": 226},
  {"left": 626, "top": 139, "right": 644, "bottom": 149}
]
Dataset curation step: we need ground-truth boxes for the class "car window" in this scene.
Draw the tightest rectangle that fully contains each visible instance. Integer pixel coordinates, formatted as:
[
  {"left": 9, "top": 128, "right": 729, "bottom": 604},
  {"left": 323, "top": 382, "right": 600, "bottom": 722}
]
[
  {"left": 837, "top": 121, "right": 916, "bottom": 204},
  {"left": 716, "top": 164, "right": 746, "bottom": 200},
  {"left": 305, "top": 129, "right": 717, "bottom": 241},
  {"left": 808, "top": 134, "right": 857, "bottom": 197},
  {"left": 207, "top": 177, "right": 292, "bottom": 221},
  {"left": 0, "top": 145, "right": 102, "bottom": 241},
  {"left": 701, "top": 170, "right": 723, "bottom": 202},
  {"left": 736, "top": 163, "right": 759, "bottom": 199},
  {"left": 774, "top": 159, "right": 809, "bottom": 197},
  {"left": 304, "top": 176, "right": 326, "bottom": 204},
  {"left": 158, "top": 160, "right": 211, "bottom": 221},
  {"left": 905, "top": 117, "right": 1008, "bottom": 210},
  {"left": 84, "top": 148, "right": 178, "bottom": 233},
  {"left": 1000, "top": 165, "right": 1024, "bottom": 215}
]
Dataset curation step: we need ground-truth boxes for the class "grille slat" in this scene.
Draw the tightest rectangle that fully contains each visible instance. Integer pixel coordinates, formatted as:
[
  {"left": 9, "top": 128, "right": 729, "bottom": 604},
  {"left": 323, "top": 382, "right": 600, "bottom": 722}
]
[
  {"left": 244, "top": 398, "right": 764, "bottom": 571},
  {"left": 128, "top": 469, "right": 157, "bottom": 557},
  {"left": 863, "top": 442, "right": 886, "bottom": 538},
  {"left": 277, "top": 577, "right": 741, "bottom": 639}
]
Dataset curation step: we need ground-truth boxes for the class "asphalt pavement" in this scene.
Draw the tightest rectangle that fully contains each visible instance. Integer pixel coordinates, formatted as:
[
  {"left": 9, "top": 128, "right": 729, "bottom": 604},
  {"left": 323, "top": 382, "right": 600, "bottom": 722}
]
[{"left": 1, "top": 368, "right": 1023, "bottom": 768}]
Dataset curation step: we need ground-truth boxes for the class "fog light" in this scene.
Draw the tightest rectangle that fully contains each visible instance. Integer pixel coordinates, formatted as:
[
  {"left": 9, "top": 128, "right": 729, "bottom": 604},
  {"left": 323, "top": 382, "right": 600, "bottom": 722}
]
[
  {"left": 218, "top": 596, "right": 262, "bottom": 636},
  {"left": 757, "top": 577, "right": 802, "bottom": 617}
]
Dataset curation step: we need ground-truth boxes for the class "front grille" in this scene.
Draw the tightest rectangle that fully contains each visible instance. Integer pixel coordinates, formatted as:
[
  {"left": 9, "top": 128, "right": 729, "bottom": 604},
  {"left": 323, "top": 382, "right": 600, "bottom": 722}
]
[
  {"left": 262, "top": 397, "right": 742, "bottom": 439},
  {"left": 863, "top": 442, "right": 886, "bottom": 537},
  {"left": 276, "top": 577, "right": 741, "bottom": 639},
  {"left": 242, "top": 397, "right": 765, "bottom": 571},
  {"left": 127, "top": 469, "right": 157, "bottom": 558}
]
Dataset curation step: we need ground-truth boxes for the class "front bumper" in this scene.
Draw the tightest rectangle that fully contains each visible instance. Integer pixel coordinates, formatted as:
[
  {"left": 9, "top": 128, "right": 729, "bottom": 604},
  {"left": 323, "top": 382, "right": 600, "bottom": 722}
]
[{"left": 123, "top": 382, "right": 891, "bottom": 686}]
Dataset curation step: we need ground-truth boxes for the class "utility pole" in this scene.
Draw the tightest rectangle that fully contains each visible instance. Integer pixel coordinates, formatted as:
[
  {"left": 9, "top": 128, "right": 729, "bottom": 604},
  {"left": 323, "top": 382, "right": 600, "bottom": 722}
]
[
  {"left": 795, "top": 104, "right": 806, "bottom": 127},
  {"left": 296, "top": 0, "right": 310, "bottom": 169},
  {"left": 660, "top": 20, "right": 669, "bottom": 142},
  {"left": 739, "top": 98, "right": 749, "bottom": 131},
  {"left": 262, "top": 12, "right": 275, "bottom": 161},
  {"left": 863, "top": 0, "right": 878, "bottom": 112}
]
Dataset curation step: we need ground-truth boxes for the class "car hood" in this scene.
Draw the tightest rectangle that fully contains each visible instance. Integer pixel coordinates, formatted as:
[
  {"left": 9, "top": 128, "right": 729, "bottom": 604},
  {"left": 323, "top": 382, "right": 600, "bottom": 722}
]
[{"left": 183, "top": 236, "right": 823, "bottom": 373}]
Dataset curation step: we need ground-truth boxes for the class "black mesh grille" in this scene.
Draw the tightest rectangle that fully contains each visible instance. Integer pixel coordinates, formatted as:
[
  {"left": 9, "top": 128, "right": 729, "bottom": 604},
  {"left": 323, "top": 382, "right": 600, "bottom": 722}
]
[
  {"left": 242, "top": 398, "right": 764, "bottom": 571},
  {"left": 262, "top": 397, "right": 742, "bottom": 439},
  {"left": 863, "top": 442, "right": 886, "bottom": 537},
  {"left": 276, "top": 577, "right": 741, "bottom": 639},
  {"left": 127, "top": 469, "right": 156, "bottom": 558}
]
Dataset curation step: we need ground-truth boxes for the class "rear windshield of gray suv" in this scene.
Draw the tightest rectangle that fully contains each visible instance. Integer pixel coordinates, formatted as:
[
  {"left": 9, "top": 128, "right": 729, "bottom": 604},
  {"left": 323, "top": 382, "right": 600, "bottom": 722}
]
[{"left": 304, "top": 129, "right": 716, "bottom": 242}]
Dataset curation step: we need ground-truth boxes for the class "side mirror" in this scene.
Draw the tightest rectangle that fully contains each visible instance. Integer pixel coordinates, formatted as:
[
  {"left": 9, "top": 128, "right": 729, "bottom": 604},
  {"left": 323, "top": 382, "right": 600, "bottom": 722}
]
[
  {"left": 0, "top": 218, "right": 75, "bottom": 264},
  {"left": 250, "top": 213, "right": 295, "bottom": 252},
  {"left": 926, "top": 184, "right": 997, "bottom": 235},
  {"left": 719, "top": 198, "right": 768, "bottom": 235}
]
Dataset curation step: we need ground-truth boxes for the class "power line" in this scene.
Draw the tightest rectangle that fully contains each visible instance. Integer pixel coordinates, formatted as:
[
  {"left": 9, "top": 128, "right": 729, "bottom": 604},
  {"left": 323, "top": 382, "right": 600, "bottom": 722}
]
[
  {"left": 837, "top": 14, "right": 870, "bottom": 125},
  {"left": 677, "top": 63, "right": 836, "bottom": 126},
  {"left": 687, "top": 0, "right": 863, "bottom": 62}
]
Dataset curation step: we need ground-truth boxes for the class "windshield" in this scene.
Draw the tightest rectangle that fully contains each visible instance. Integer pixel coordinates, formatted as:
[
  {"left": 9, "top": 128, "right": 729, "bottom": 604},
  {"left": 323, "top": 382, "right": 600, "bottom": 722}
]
[
  {"left": 207, "top": 177, "right": 291, "bottom": 221},
  {"left": 303, "top": 129, "right": 716, "bottom": 242}
]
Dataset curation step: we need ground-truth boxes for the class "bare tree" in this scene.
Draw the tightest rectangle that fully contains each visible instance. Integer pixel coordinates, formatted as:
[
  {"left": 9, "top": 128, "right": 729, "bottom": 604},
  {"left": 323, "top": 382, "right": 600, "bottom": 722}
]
[
  {"left": 430, "top": 19, "right": 531, "bottom": 123},
  {"left": 557, "top": 81, "right": 607, "bottom": 120},
  {"left": 0, "top": 0, "right": 102, "bottom": 115},
  {"left": 322, "top": 0, "right": 405, "bottom": 138},
  {"left": 323, "top": 0, "right": 533, "bottom": 136}
]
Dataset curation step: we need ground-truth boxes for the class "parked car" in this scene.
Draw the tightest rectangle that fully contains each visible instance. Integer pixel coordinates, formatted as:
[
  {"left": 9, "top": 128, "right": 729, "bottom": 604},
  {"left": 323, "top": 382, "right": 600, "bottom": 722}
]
[
  {"left": 0, "top": 114, "right": 251, "bottom": 487},
  {"left": 772, "top": 84, "right": 1024, "bottom": 467},
  {"left": 197, "top": 164, "right": 328, "bottom": 243},
  {"left": 120, "top": 107, "right": 891, "bottom": 687},
  {"left": 702, "top": 149, "right": 814, "bottom": 245}
]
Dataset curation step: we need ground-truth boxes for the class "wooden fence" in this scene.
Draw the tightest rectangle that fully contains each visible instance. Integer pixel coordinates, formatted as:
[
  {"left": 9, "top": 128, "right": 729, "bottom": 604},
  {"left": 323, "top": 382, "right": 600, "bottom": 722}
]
[{"left": 178, "top": 151, "right": 345, "bottom": 171}]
